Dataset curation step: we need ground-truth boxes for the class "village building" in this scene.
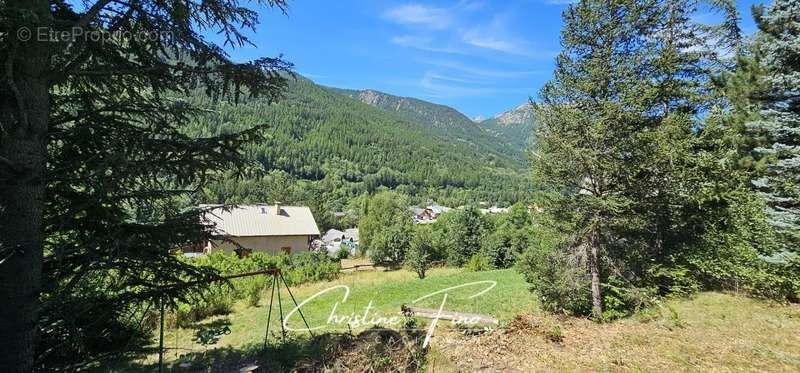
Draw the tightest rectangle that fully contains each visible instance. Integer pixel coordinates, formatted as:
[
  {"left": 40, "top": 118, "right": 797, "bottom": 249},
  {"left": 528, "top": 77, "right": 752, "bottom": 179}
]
[
  {"left": 411, "top": 204, "right": 452, "bottom": 223},
  {"left": 480, "top": 206, "right": 510, "bottom": 214},
  {"left": 321, "top": 227, "right": 359, "bottom": 257},
  {"left": 201, "top": 204, "right": 320, "bottom": 255}
]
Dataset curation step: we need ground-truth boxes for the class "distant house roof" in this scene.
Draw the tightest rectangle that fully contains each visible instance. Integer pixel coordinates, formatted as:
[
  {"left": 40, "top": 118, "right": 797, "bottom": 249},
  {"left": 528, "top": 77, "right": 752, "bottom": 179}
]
[
  {"left": 427, "top": 204, "right": 451, "bottom": 214},
  {"left": 201, "top": 204, "right": 320, "bottom": 237},
  {"left": 344, "top": 228, "right": 359, "bottom": 241},
  {"left": 322, "top": 229, "right": 345, "bottom": 243},
  {"left": 410, "top": 207, "right": 425, "bottom": 216}
]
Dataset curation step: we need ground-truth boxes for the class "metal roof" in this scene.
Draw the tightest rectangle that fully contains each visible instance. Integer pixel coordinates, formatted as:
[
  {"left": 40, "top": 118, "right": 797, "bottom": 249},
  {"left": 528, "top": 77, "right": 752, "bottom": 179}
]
[{"left": 200, "top": 204, "right": 320, "bottom": 237}]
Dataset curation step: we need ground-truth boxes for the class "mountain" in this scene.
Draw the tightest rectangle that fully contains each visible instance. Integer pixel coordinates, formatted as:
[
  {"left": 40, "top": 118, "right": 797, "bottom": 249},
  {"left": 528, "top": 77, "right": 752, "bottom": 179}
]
[
  {"left": 332, "top": 88, "right": 524, "bottom": 163},
  {"left": 183, "top": 76, "right": 529, "bottom": 227},
  {"left": 478, "top": 102, "right": 536, "bottom": 151}
]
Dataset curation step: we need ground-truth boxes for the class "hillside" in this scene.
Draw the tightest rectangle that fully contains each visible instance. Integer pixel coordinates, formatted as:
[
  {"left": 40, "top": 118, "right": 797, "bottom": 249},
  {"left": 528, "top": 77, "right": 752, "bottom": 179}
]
[
  {"left": 182, "top": 77, "right": 530, "bottom": 226},
  {"left": 479, "top": 102, "right": 537, "bottom": 151},
  {"left": 332, "top": 88, "right": 525, "bottom": 163}
]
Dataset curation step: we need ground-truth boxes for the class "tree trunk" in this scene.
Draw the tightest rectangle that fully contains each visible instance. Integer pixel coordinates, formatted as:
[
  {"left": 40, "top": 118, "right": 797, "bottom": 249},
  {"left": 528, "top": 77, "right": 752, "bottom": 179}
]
[
  {"left": 587, "top": 230, "right": 602, "bottom": 319},
  {"left": 0, "top": 1, "right": 52, "bottom": 370}
]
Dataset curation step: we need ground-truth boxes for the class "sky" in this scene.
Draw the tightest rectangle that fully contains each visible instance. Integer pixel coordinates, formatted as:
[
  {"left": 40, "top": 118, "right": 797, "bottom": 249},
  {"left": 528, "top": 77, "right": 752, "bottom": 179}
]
[{"left": 218, "top": 0, "right": 764, "bottom": 119}]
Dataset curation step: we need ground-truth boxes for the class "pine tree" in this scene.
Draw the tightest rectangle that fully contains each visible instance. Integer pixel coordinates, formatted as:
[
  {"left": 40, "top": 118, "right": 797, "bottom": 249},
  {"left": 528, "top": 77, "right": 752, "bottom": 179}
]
[
  {"left": 532, "top": 0, "right": 740, "bottom": 318},
  {"left": 749, "top": 0, "right": 800, "bottom": 252},
  {"left": 0, "top": 0, "right": 291, "bottom": 369}
]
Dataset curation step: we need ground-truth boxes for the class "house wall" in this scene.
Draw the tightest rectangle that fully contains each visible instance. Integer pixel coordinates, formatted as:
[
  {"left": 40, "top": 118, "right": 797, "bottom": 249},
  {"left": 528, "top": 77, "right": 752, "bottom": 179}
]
[{"left": 206, "top": 235, "right": 312, "bottom": 255}]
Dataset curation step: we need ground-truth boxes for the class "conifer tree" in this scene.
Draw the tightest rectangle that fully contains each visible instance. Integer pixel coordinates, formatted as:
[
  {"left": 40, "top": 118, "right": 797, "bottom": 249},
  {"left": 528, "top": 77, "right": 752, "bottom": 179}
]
[
  {"left": 0, "top": 0, "right": 291, "bottom": 369},
  {"left": 533, "top": 0, "right": 739, "bottom": 318},
  {"left": 749, "top": 0, "right": 800, "bottom": 251}
]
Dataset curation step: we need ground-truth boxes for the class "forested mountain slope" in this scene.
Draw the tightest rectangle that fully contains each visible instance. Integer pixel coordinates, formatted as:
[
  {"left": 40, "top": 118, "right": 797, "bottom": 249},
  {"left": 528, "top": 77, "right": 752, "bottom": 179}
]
[
  {"left": 182, "top": 76, "right": 529, "bottom": 227},
  {"left": 332, "top": 88, "right": 525, "bottom": 163},
  {"left": 478, "top": 102, "right": 536, "bottom": 152}
]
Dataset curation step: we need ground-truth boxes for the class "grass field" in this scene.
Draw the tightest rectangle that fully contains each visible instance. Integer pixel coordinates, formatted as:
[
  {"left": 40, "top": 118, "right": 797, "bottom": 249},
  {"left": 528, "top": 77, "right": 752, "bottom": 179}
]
[
  {"left": 192, "top": 267, "right": 537, "bottom": 349},
  {"left": 100, "top": 267, "right": 536, "bottom": 371},
  {"left": 94, "top": 267, "right": 800, "bottom": 372}
]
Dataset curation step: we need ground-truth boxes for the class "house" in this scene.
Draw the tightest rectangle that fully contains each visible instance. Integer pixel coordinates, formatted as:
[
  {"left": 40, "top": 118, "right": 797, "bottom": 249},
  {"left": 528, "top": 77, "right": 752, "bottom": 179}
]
[
  {"left": 427, "top": 204, "right": 451, "bottom": 216},
  {"left": 411, "top": 204, "right": 452, "bottom": 223},
  {"left": 480, "top": 206, "right": 509, "bottom": 214},
  {"left": 201, "top": 204, "right": 320, "bottom": 255},
  {"left": 321, "top": 228, "right": 359, "bottom": 257},
  {"left": 322, "top": 229, "right": 346, "bottom": 244},
  {"left": 343, "top": 228, "right": 359, "bottom": 242}
]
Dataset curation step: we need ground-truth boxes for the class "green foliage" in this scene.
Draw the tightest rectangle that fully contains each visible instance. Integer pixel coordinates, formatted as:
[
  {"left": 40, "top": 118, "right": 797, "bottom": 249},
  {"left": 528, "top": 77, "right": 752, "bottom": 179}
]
[
  {"left": 443, "top": 206, "right": 490, "bottom": 266},
  {"left": 406, "top": 226, "right": 433, "bottom": 279},
  {"left": 24, "top": 0, "right": 295, "bottom": 367},
  {"left": 518, "top": 247, "right": 592, "bottom": 316},
  {"left": 360, "top": 191, "right": 413, "bottom": 266},
  {"left": 175, "top": 251, "right": 339, "bottom": 323},
  {"left": 523, "top": 0, "right": 776, "bottom": 319},
  {"left": 335, "top": 245, "right": 350, "bottom": 260},
  {"left": 748, "top": 0, "right": 800, "bottom": 252},
  {"left": 187, "top": 77, "right": 531, "bottom": 224},
  {"left": 481, "top": 204, "right": 534, "bottom": 268},
  {"left": 335, "top": 88, "right": 526, "bottom": 163},
  {"left": 464, "top": 254, "right": 494, "bottom": 272}
]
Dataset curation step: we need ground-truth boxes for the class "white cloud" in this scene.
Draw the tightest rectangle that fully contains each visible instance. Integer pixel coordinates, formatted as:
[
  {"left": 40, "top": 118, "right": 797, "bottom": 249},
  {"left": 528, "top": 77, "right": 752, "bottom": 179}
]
[
  {"left": 383, "top": 4, "right": 452, "bottom": 30},
  {"left": 462, "top": 33, "right": 523, "bottom": 54},
  {"left": 419, "top": 59, "right": 544, "bottom": 79},
  {"left": 390, "top": 35, "right": 466, "bottom": 54},
  {"left": 420, "top": 71, "right": 496, "bottom": 97}
]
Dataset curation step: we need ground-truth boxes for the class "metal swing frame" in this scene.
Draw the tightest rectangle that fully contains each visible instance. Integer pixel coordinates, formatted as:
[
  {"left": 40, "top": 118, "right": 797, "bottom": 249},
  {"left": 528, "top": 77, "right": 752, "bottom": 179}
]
[{"left": 155, "top": 267, "right": 314, "bottom": 373}]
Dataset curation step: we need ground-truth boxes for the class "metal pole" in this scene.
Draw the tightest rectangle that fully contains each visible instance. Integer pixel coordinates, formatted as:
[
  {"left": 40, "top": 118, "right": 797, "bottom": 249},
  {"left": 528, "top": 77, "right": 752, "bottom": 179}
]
[
  {"left": 280, "top": 271, "right": 314, "bottom": 337},
  {"left": 276, "top": 275, "right": 285, "bottom": 344},
  {"left": 263, "top": 275, "right": 277, "bottom": 350},
  {"left": 158, "top": 295, "right": 165, "bottom": 373}
]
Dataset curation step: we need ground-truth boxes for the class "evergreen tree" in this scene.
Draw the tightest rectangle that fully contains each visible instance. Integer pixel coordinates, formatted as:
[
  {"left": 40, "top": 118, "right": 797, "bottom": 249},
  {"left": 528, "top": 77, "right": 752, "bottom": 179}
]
[
  {"left": 532, "top": 0, "right": 739, "bottom": 318},
  {"left": 749, "top": 0, "right": 800, "bottom": 252},
  {"left": 0, "top": 0, "right": 291, "bottom": 369}
]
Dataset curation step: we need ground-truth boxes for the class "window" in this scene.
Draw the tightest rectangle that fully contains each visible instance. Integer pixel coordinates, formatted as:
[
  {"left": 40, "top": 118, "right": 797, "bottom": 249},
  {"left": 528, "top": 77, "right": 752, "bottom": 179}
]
[{"left": 281, "top": 246, "right": 291, "bottom": 255}]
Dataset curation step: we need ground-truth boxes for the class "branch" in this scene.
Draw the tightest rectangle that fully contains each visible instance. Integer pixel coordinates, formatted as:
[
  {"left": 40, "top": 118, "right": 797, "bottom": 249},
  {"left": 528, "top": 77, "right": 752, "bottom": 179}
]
[
  {"left": 76, "top": 0, "right": 115, "bottom": 29},
  {"left": 0, "top": 155, "right": 22, "bottom": 175}
]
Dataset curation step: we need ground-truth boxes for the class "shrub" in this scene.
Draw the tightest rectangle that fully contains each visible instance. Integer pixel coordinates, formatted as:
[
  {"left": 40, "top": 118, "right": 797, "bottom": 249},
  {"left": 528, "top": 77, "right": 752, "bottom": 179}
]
[
  {"left": 336, "top": 245, "right": 350, "bottom": 260},
  {"left": 175, "top": 251, "right": 340, "bottom": 323},
  {"left": 464, "top": 254, "right": 493, "bottom": 272},
  {"left": 444, "top": 206, "right": 489, "bottom": 266},
  {"left": 518, "top": 247, "right": 592, "bottom": 316},
  {"left": 367, "top": 225, "right": 411, "bottom": 267},
  {"left": 406, "top": 226, "right": 432, "bottom": 279}
]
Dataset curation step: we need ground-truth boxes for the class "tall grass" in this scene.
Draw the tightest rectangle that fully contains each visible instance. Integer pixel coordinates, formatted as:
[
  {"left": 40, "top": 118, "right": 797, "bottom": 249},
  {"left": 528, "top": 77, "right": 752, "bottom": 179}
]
[{"left": 174, "top": 251, "right": 339, "bottom": 324}]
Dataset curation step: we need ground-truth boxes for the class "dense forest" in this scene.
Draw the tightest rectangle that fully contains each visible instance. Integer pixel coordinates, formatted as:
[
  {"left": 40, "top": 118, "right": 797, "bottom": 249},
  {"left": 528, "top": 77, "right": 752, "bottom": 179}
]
[{"left": 182, "top": 76, "right": 531, "bottom": 228}]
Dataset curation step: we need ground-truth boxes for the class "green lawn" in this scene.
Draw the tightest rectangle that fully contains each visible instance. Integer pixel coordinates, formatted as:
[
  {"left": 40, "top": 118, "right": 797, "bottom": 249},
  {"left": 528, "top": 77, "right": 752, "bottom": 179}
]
[
  {"left": 218, "top": 267, "right": 536, "bottom": 348},
  {"left": 108, "top": 267, "right": 536, "bottom": 370}
]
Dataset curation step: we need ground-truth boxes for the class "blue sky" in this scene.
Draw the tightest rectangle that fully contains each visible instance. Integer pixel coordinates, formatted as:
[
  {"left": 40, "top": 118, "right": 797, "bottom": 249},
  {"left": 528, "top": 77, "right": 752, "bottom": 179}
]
[{"left": 221, "top": 0, "right": 764, "bottom": 119}]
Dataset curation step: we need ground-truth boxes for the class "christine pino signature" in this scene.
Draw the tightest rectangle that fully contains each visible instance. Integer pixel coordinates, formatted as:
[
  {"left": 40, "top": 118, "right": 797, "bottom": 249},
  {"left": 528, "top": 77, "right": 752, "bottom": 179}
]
[{"left": 282, "top": 280, "right": 498, "bottom": 347}]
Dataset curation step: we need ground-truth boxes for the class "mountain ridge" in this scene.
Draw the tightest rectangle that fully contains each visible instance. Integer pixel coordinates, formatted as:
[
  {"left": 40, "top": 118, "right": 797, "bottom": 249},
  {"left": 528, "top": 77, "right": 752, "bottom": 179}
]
[{"left": 329, "top": 86, "right": 526, "bottom": 163}]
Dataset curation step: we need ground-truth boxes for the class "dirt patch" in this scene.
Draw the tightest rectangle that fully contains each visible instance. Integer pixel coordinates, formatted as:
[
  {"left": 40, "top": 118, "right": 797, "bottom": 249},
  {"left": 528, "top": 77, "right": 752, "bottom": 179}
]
[{"left": 293, "top": 327, "right": 426, "bottom": 373}]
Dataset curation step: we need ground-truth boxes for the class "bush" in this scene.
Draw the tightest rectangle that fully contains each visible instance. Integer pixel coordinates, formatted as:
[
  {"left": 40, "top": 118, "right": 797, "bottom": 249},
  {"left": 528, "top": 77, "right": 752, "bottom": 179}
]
[
  {"left": 518, "top": 247, "right": 593, "bottom": 316},
  {"left": 444, "top": 206, "right": 489, "bottom": 266},
  {"left": 464, "top": 254, "right": 493, "bottom": 272},
  {"left": 175, "top": 251, "right": 340, "bottom": 323},
  {"left": 367, "top": 225, "right": 411, "bottom": 267},
  {"left": 336, "top": 245, "right": 350, "bottom": 260},
  {"left": 406, "top": 226, "right": 432, "bottom": 279}
]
